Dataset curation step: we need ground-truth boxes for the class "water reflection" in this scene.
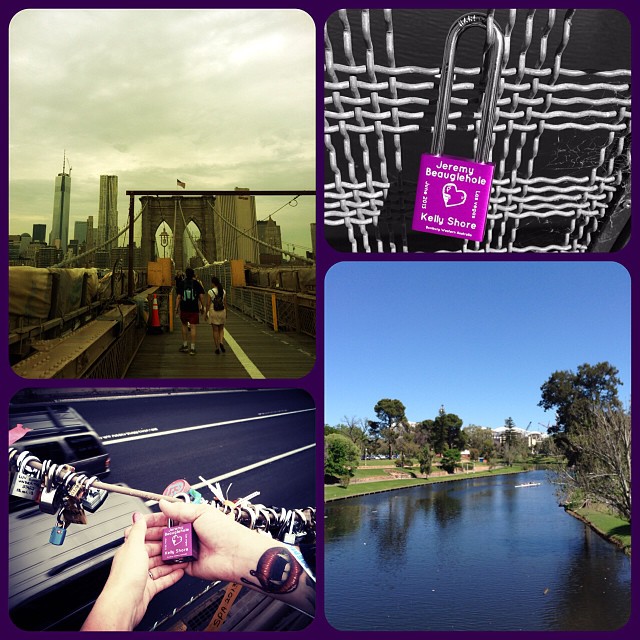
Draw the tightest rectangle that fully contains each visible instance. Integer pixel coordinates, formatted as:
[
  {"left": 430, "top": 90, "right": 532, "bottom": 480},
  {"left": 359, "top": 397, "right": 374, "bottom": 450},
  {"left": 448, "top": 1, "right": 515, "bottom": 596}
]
[{"left": 325, "top": 471, "right": 630, "bottom": 630}]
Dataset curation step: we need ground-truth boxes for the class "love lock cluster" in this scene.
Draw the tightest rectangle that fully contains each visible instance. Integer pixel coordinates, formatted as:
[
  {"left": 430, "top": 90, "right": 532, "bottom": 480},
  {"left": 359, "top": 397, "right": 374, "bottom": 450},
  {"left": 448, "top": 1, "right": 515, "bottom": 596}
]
[
  {"left": 159, "top": 479, "right": 316, "bottom": 564},
  {"left": 9, "top": 449, "right": 316, "bottom": 556},
  {"left": 9, "top": 449, "right": 109, "bottom": 545}
]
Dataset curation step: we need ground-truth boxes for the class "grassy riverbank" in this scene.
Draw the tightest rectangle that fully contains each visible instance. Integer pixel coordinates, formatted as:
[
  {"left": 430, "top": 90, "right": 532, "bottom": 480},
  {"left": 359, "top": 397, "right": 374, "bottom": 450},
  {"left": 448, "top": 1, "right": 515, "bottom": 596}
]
[
  {"left": 325, "top": 465, "right": 531, "bottom": 501},
  {"left": 568, "top": 506, "right": 631, "bottom": 555}
]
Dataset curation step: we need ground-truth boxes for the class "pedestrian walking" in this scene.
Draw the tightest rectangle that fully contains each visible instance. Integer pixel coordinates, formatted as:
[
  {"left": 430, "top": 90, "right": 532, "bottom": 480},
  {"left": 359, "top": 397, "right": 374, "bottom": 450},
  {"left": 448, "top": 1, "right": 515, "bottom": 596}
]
[
  {"left": 205, "top": 276, "right": 227, "bottom": 354},
  {"left": 175, "top": 268, "right": 205, "bottom": 355}
]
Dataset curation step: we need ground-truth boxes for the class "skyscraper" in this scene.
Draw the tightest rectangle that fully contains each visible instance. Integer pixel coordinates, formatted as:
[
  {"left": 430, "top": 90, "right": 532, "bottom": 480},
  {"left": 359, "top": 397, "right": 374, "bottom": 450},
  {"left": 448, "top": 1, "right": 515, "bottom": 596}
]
[
  {"left": 74, "top": 220, "right": 88, "bottom": 243},
  {"left": 214, "top": 188, "right": 259, "bottom": 263},
  {"left": 257, "top": 218, "right": 283, "bottom": 265},
  {"left": 97, "top": 175, "right": 118, "bottom": 250},
  {"left": 49, "top": 155, "right": 71, "bottom": 250},
  {"left": 32, "top": 224, "right": 46, "bottom": 243},
  {"left": 86, "top": 215, "right": 95, "bottom": 251}
]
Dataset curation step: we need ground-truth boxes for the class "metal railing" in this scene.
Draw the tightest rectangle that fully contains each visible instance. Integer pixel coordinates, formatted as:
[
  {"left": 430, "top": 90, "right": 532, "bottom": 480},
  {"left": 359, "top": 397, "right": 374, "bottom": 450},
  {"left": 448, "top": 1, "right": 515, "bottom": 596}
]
[
  {"left": 197, "top": 263, "right": 316, "bottom": 338},
  {"left": 324, "top": 9, "right": 631, "bottom": 252}
]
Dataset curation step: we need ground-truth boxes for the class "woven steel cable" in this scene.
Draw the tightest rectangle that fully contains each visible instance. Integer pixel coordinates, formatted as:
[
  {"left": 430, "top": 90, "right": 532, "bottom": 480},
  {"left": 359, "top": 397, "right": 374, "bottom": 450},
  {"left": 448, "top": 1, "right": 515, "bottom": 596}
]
[{"left": 324, "top": 8, "right": 631, "bottom": 253}]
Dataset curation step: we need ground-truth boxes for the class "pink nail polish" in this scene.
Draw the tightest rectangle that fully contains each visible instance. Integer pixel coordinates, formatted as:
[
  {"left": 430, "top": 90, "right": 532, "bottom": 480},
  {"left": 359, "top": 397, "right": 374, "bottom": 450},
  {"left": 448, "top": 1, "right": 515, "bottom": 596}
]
[{"left": 132, "top": 512, "right": 142, "bottom": 523}]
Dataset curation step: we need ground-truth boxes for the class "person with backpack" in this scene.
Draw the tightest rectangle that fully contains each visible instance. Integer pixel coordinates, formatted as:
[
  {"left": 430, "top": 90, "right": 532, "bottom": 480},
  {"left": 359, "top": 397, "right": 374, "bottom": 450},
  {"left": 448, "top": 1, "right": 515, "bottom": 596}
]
[
  {"left": 205, "top": 276, "right": 227, "bottom": 354},
  {"left": 176, "top": 268, "right": 205, "bottom": 355}
]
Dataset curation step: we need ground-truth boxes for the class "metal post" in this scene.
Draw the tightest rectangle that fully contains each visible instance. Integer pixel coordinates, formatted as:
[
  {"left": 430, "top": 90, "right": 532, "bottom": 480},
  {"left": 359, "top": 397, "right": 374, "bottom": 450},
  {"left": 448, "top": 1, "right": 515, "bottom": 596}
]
[{"left": 127, "top": 193, "right": 135, "bottom": 297}]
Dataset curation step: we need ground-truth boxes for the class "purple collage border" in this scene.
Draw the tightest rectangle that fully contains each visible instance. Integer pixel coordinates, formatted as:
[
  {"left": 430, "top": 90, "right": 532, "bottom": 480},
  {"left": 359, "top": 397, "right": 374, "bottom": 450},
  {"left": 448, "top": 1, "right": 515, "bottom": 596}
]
[{"left": 2, "top": 1, "right": 639, "bottom": 639}]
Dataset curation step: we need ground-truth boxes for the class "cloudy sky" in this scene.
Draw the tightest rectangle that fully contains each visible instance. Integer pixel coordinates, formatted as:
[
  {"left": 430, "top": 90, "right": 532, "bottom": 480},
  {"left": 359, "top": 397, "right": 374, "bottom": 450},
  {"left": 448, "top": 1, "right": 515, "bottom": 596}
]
[{"left": 9, "top": 9, "right": 316, "bottom": 253}]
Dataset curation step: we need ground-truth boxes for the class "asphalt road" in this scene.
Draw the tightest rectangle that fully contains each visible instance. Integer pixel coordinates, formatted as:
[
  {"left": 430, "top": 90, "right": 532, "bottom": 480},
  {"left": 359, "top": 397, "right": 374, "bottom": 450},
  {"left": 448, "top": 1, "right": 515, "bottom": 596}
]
[
  {"left": 9, "top": 389, "right": 316, "bottom": 631},
  {"left": 67, "top": 389, "right": 316, "bottom": 508}
]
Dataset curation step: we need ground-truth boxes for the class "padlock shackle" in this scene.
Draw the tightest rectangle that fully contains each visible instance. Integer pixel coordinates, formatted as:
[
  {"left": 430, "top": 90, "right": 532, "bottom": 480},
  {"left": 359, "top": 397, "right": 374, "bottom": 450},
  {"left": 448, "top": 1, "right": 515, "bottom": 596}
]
[{"left": 431, "top": 13, "right": 504, "bottom": 164}]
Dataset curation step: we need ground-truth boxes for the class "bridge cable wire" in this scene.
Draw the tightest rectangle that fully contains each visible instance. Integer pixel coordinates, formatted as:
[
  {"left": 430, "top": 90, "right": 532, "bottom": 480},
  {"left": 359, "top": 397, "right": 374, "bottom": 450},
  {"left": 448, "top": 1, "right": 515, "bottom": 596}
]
[
  {"left": 51, "top": 200, "right": 149, "bottom": 268},
  {"left": 177, "top": 199, "right": 211, "bottom": 266},
  {"left": 206, "top": 199, "right": 315, "bottom": 265}
]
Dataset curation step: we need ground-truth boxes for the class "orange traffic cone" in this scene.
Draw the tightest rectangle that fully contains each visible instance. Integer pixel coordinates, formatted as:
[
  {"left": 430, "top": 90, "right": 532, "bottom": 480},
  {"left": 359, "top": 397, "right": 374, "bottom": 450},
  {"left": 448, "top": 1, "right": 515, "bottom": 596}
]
[{"left": 149, "top": 294, "right": 162, "bottom": 334}]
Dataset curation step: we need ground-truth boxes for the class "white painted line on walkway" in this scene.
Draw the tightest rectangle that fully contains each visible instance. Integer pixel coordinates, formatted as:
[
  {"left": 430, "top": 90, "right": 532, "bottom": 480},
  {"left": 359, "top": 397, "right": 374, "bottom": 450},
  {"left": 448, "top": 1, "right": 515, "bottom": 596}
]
[
  {"left": 101, "top": 407, "right": 315, "bottom": 445},
  {"left": 224, "top": 329, "right": 265, "bottom": 379},
  {"left": 144, "top": 443, "right": 316, "bottom": 506}
]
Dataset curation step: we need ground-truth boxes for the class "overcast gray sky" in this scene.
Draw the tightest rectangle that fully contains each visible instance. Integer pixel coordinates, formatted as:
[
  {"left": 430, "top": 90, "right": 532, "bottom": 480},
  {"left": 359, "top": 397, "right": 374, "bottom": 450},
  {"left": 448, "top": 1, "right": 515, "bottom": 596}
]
[{"left": 9, "top": 9, "right": 316, "bottom": 253}]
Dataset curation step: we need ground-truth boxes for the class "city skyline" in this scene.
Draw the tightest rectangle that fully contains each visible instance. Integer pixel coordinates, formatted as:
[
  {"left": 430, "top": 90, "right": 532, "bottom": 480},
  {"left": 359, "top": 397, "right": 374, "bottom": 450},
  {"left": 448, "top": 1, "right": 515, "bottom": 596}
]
[{"left": 9, "top": 9, "right": 315, "bottom": 252}]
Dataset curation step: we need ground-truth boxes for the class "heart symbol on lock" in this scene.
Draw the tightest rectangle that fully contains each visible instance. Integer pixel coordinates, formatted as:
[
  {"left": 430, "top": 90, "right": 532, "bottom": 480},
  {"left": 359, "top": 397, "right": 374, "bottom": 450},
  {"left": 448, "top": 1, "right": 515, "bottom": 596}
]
[
  {"left": 171, "top": 534, "right": 183, "bottom": 547},
  {"left": 442, "top": 183, "right": 467, "bottom": 208}
]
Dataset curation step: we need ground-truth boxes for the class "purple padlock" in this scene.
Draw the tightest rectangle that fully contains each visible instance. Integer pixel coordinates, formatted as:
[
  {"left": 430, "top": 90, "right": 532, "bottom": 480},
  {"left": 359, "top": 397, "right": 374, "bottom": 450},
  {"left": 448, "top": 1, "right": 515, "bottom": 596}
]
[
  {"left": 162, "top": 521, "right": 199, "bottom": 564},
  {"left": 161, "top": 489, "right": 199, "bottom": 564},
  {"left": 413, "top": 12, "right": 504, "bottom": 243}
]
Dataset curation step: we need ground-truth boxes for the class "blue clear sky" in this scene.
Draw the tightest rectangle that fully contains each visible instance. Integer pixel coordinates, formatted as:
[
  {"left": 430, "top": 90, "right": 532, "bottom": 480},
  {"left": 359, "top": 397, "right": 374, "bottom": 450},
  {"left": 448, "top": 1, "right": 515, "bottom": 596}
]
[{"left": 324, "top": 261, "right": 631, "bottom": 432}]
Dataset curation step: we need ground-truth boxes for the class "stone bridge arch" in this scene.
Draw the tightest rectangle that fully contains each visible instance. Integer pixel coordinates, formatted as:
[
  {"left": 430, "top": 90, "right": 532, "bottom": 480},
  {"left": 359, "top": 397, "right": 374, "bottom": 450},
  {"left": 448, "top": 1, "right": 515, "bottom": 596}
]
[{"left": 140, "top": 196, "right": 216, "bottom": 273}]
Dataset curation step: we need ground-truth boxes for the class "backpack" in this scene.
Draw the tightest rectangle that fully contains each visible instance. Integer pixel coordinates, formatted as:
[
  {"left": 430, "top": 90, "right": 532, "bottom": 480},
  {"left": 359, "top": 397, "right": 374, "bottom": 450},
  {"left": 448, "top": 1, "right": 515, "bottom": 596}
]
[
  {"left": 212, "top": 288, "right": 225, "bottom": 311},
  {"left": 182, "top": 279, "right": 196, "bottom": 303}
]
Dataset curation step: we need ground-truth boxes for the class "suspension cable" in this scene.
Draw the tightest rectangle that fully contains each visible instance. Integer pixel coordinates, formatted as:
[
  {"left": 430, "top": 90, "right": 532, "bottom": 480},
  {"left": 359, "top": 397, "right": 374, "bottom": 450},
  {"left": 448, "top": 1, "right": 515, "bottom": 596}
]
[
  {"left": 206, "top": 199, "right": 314, "bottom": 265},
  {"left": 177, "top": 199, "right": 210, "bottom": 266},
  {"left": 52, "top": 201, "right": 149, "bottom": 268}
]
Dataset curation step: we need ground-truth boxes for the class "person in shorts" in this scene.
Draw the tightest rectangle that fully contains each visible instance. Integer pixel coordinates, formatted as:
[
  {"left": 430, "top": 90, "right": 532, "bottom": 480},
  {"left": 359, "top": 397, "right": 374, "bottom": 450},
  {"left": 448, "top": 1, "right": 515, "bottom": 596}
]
[
  {"left": 205, "top": 276, "right": 227, "bottom": 354},
  {"left": 176, "top": 268, "right": 205, "bottom": 355}
]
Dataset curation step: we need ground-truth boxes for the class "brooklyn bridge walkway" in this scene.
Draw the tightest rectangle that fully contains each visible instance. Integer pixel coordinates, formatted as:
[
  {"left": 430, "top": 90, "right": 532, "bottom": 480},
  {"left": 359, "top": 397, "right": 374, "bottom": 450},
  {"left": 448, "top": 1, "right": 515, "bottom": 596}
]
[{"left": 124, "top": 308, "right": 315, "bottom": 379}]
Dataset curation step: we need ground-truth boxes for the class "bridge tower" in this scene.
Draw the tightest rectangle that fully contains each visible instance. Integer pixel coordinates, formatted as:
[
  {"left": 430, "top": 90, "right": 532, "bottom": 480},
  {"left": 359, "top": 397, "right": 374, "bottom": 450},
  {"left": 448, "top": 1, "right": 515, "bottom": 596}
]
[{"left": 140, "top": 196, "right": 216, "bottom": 273}]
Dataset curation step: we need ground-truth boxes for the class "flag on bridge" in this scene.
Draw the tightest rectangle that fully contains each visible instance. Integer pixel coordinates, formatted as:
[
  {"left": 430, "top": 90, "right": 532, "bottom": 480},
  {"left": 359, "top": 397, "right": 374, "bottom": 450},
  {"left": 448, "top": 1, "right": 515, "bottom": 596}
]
[{"left": 177, "top": 179, "right": 186, "bottom": 189}]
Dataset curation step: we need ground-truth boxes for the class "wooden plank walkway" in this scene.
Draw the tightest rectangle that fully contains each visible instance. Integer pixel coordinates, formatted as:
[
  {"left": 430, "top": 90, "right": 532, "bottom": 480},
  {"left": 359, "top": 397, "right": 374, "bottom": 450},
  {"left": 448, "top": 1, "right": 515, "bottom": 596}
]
[{"left": 124, "top": 309, "right": 315, "bottom": 379}]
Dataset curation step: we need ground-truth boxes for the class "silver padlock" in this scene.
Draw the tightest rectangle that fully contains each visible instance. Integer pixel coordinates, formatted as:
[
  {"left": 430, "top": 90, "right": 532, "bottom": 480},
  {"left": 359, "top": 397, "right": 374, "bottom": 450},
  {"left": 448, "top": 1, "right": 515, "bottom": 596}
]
[
  {"left": 82, "top": 486, "right": 109, "bottom": 513},
  {"left": 39, "top": 465, "right": 64, "bottom": 514},
  {"left": 10, "top": 454, "right": 42, "bottom": 501}
]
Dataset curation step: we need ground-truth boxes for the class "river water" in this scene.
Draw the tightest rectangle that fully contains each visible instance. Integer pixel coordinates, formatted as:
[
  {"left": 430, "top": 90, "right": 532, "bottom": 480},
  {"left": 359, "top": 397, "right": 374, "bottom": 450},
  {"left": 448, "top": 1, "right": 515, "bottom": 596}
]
[{"left": 324, "top": 470, "right": 630, "bottom": 631}]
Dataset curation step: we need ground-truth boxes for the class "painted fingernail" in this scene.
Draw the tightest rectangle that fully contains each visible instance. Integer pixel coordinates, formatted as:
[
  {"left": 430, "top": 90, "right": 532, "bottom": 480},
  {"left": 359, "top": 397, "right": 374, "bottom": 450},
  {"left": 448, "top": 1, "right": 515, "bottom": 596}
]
[{"left": 132, "top": 512, "right": 142, "bottom": 523}]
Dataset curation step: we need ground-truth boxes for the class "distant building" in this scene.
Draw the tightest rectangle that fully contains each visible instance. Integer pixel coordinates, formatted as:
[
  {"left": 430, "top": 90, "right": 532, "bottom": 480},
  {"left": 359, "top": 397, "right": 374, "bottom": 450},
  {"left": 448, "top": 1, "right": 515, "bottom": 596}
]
[
  {"left": 36, "top": 246, "right": 63, "bottom": 268},
  {"left": 215, "top": 188, "right": 259, "bottom": 264},
  {"left": 49, "top": 155, "right": 71, "bottom": 251},
  {"left": 8, "top": 243, "right": 21, "bottom": 263},
  {"left": 110, "top": 246, "right": 130, "bottom": 267},
  {"left": 86, "top": 215, "right": 95, "bottom": 251},
  {"left": 32, "top": 224, "right": 46, "bottom": 243},
  {"left": 95, "top": 250, "right": 112, "bottom": 270},
  {"left": 98, "top": 175, "right": 118, "bottom": 250},
  {"left": 491, "top": 426, "right": 547, "bottom": 451},
  {"left": 74, "top": 220, "right": 88, "bottom": 243},
  {"left": 257, "top": 218, "right": 283, "bottom": 265},
  {"left": 24, "top": 241, "right": 47, "bottom": 266}
]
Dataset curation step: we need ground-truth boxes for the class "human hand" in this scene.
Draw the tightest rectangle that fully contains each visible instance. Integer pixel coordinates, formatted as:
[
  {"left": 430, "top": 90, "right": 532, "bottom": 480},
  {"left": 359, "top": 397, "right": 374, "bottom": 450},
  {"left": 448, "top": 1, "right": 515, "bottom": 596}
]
[
  {"left": 143, "top": 501, "right": 315, "bottom": 617},
  {"left": 143, "top": 500, "right": 269, "bottom": 583},
  {"left": 81, "top": 512, "right": 185, "bottom": 631}
]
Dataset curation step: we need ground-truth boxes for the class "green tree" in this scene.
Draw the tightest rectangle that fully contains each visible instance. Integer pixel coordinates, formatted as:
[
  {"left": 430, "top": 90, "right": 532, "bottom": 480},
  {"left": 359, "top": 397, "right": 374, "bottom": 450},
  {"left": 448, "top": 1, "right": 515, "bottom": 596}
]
[
  {"left": 431, "top": 408, "right": 465, "bottom": 454},
  {"left": 440, "top": 448, "right": 461, "bottom": 474},
  {"left": 340, "top": 415, "right": 368, "bottom": 458},
  {"left": 464, "top": 425, "right": 495, "bottom": 458},
  {"left": 414, "top": 419, "right": 434, "bottom": 448},
  {"left": 396, "top": 432, "right": 420, "bottom": 468},
  {"left": 324, "top": 433, "right": 360, "bottom": 485},
  {"left": 373, "top": 398, "right": 407, "bottom": 458},
  {"left": 418, "top": 444, "right": 434, "bottom": 476},
  {"left": 539, "top": 362, "right": 622, "bottom": 436},
  {"left": 503, "top": 416, "right": 517, "bottom": 446}
]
